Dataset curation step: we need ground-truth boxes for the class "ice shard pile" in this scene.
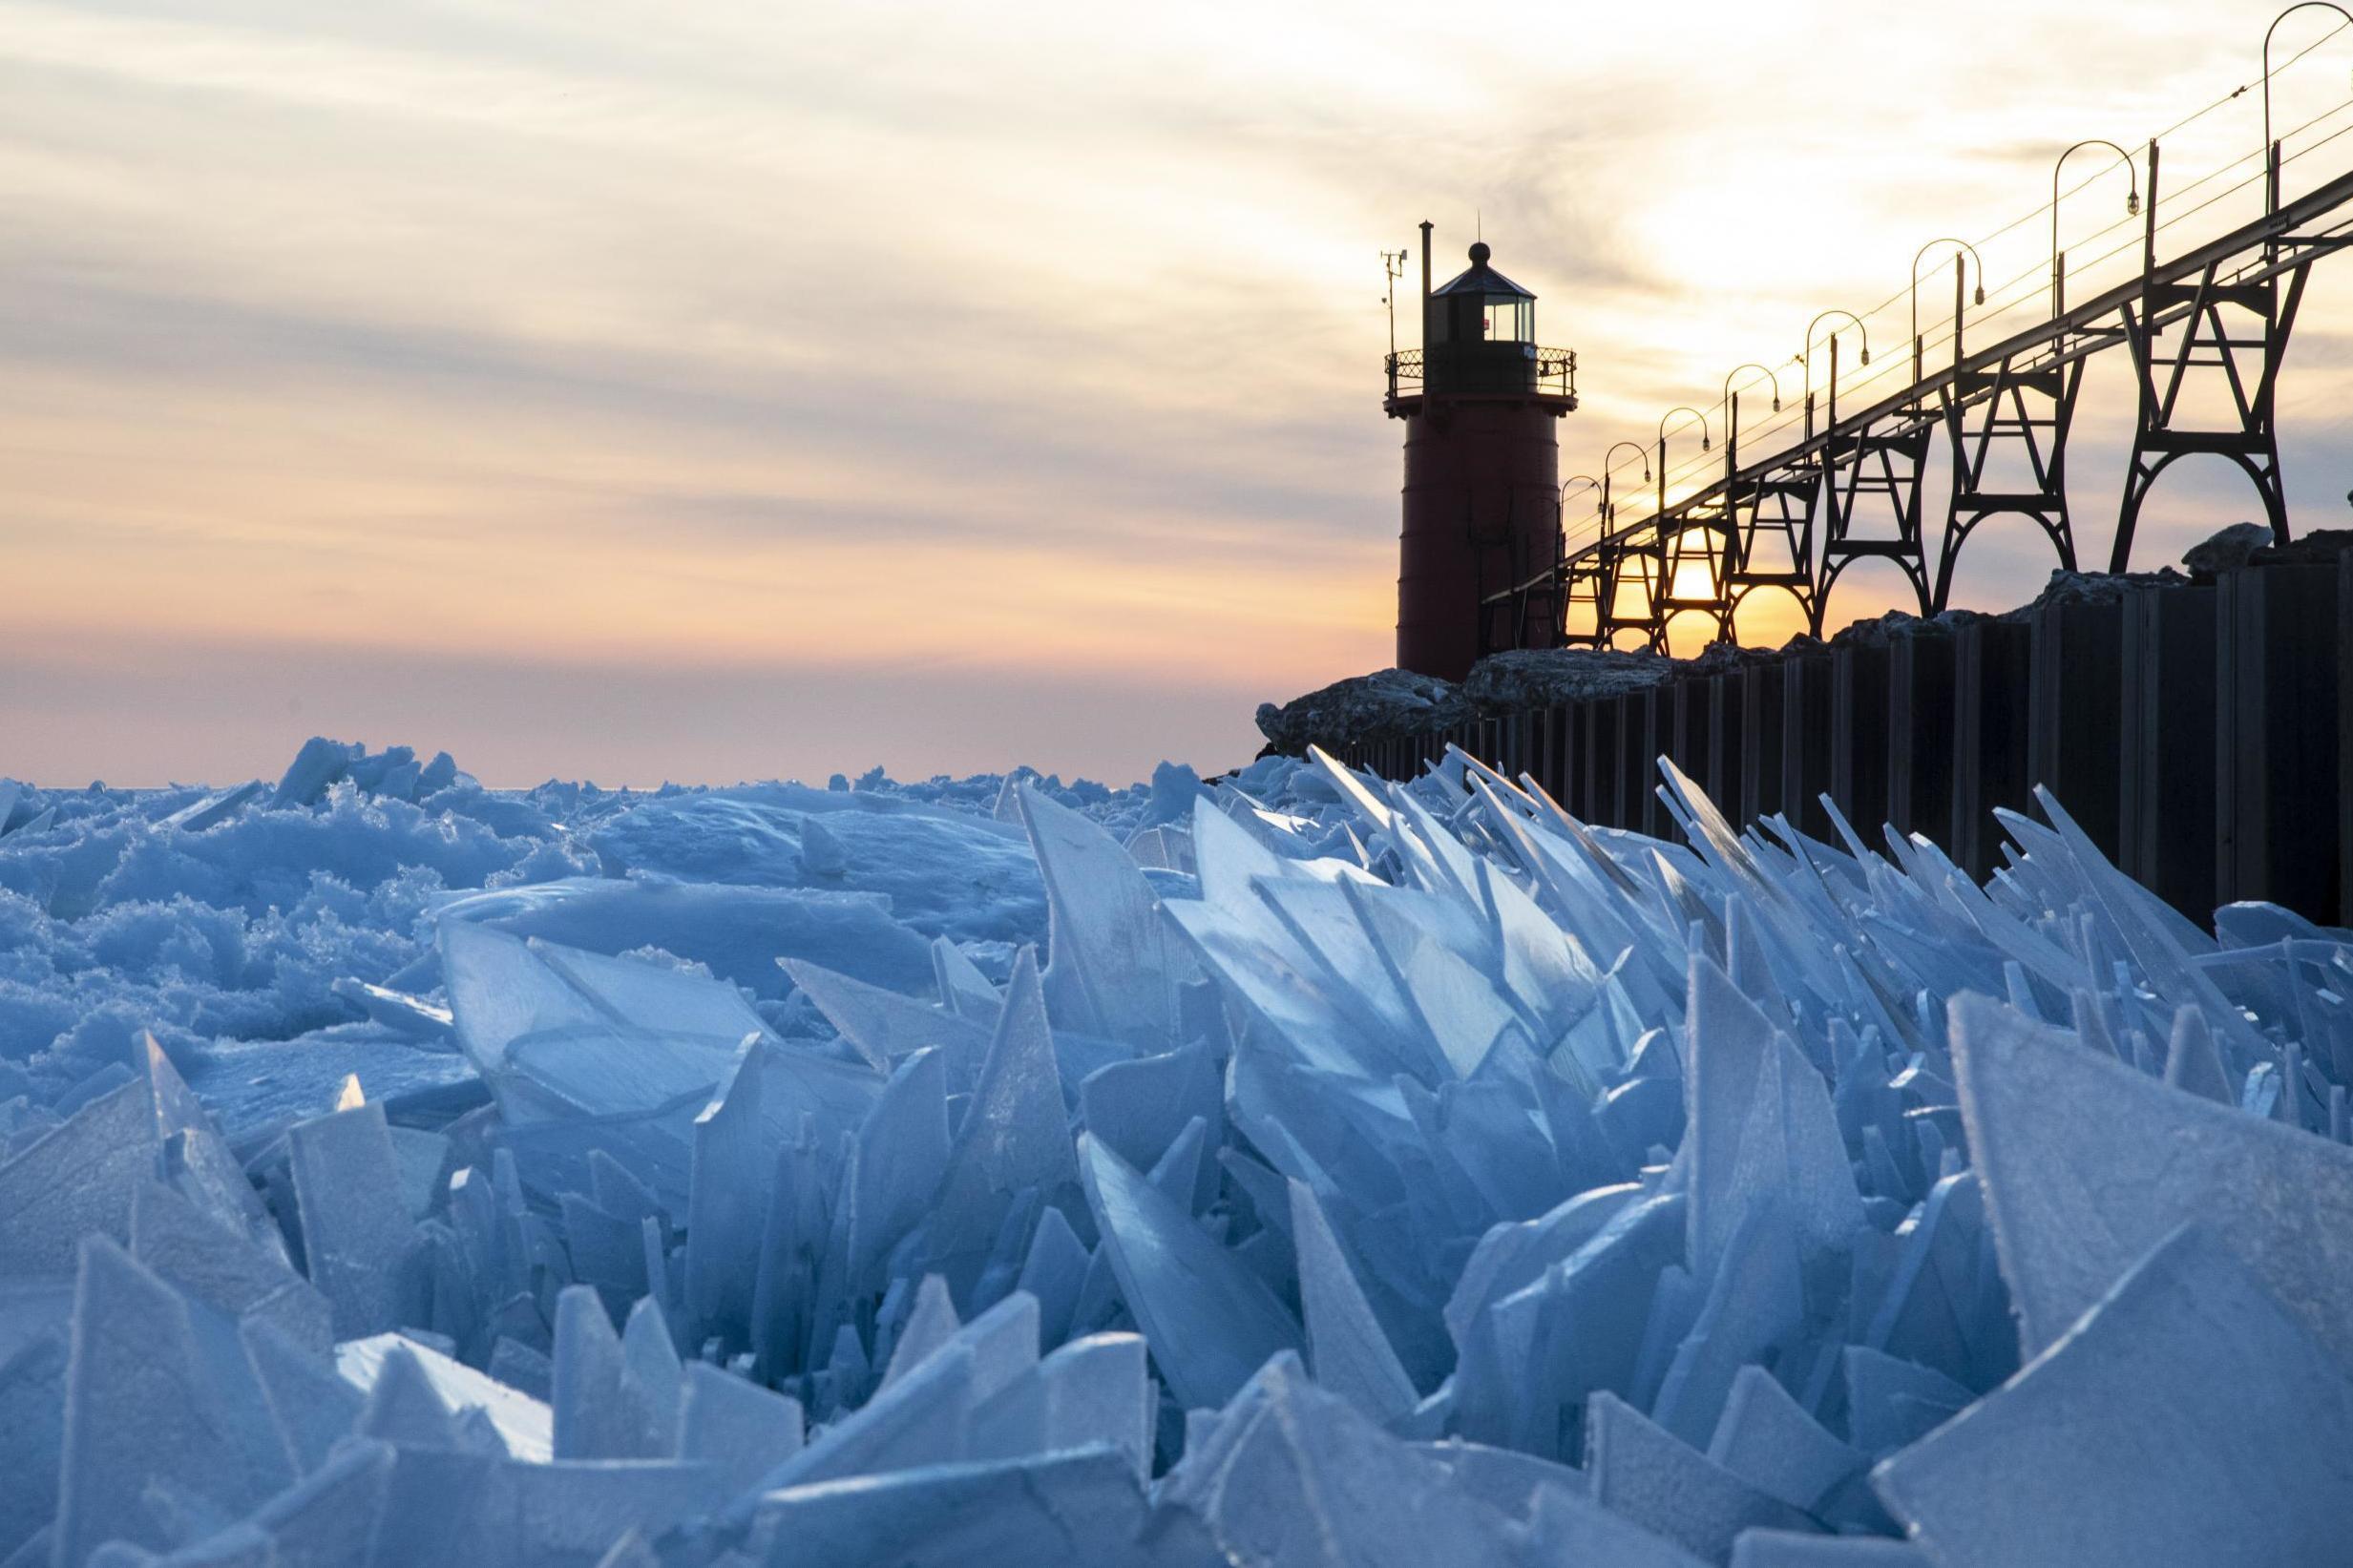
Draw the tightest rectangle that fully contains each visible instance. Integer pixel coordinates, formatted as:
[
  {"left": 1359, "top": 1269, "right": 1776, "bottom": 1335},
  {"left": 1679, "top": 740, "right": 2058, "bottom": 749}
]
[{"left": 1, "top": 736, "right": 2351, "bottom": 1565}]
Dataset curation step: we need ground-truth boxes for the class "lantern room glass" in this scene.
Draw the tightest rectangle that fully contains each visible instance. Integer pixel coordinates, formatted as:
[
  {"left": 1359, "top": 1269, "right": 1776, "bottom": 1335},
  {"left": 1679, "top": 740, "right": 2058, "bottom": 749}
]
[{"left": 1483, "top": 296, "right": 1531, "bottom": 343}]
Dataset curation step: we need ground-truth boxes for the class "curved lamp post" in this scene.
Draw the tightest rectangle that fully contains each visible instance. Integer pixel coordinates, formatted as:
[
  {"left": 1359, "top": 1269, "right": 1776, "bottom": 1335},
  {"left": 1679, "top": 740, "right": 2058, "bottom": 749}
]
[
  {"left": 1653, "top": 407, "right": 1712, "bottom": 613},
  {"left": 1721, "top": 363, "right": 1781, "bottom": 477},
  {"left": 2265, "top": 4, "right": 2353, "bottom": 215},
  {"left": 1910, "top": 237, "right": 1986, "bottom": 394},
  {"left": 1801, "top": 309, "right": 1870, "bottom": 435},
  {"left": 1559, "top": 473, "right": 1601, "bottom": 556},
  {"left": 1601, "top": 441, "right": 1649, "bottom": 529},
  {"left": 1657, "top": 406, "right": 1711, "bottom": 512},
  {"left": 2050, "top": 140, "right": 2139, "bottom": 320}
]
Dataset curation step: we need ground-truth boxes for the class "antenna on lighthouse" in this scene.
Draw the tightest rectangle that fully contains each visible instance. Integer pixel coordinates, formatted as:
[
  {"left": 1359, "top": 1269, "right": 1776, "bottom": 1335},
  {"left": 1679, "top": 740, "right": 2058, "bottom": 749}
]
[{"left": 1381, "top": 247, "right": 1409, "bottom": 359}]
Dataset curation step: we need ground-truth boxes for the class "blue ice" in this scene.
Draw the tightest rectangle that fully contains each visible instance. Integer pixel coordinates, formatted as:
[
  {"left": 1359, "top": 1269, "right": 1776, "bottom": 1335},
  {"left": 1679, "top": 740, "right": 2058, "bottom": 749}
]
[{"left": 0, "top": 734, "right": 2348, "bottom": 1563}]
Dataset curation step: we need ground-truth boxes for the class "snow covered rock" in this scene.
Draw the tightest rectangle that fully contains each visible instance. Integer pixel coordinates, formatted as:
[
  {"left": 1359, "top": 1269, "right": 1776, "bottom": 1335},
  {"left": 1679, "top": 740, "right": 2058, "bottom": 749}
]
[
  {"left": 1254, "top": 667, "right": 1472, "bottom": 756},
  {"left": 1459, "top": 646, "right": 1683, "bottom": 710},
  {"left": 2011, "top": 565, "right": 2186, "bottom": 613},
  {"left": 2182, "top": 520, "right": 2273, "bottom": 577}
]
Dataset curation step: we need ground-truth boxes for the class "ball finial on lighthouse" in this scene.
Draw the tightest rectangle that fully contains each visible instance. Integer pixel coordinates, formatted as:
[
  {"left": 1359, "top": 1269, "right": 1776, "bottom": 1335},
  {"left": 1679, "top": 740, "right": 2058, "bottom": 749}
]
[{"left": 1468, "top": 240, "right": 1491, "bottom": 265}]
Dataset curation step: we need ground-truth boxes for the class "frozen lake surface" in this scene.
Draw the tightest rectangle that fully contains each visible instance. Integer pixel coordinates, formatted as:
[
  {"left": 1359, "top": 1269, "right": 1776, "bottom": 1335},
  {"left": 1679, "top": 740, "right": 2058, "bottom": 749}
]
[{"left": 0, "top": 737, "right": 2348, "bottom": 1566}]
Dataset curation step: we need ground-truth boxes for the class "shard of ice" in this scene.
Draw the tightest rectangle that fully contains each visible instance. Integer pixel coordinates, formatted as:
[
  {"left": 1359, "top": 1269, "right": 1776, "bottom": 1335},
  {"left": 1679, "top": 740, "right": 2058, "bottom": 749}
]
[
  {"left": 337, "top": 1330, "right": 555, "bottom": 1461},
  {"left": 1165, "top": 1351, "right": 1532, "bottom": 1568},
  {"left": 1586, "top": 1390, "right": 1817, "bottom": 1561},
  {"left": 1707, "top": 1363, "right": 1864, "bottom": 1515},
  {"left": 677, "top": 1359, "right": 806, "bottom": 1495},
  {"left": 777, "top": 953, "right": 996, "bottom": 1077},
  {"left": 1949, "top": 991, "right": 2353, "bottom": 1367},
  {"left": 1079, "top": 1133, "right": 1301, "bottom": 1411},
  {"left": 1874, "top": 1224, "right": 2353, "bottom": 1565},
  {"left": 1019, "top": 784, "right": 1186, "bottom": 1048},
  {"left": 131, "top": 1177, "right": 330, "bottom": 1355},
  {"left": 0, "top": 1326, "right": 66, "bottom": 1558},
  {"left": 1289, "top": 1176, "right": 1419, "bottom": 1425},
  {"left": 53, "top": 1238, "right": 297, "bottom": 1562},
  {"left": 747, "top": 1445, "right": 1209, "bottom": 1568},
  {"left": 932, "top": 949, "right": 1082, "bottom": 1248},
  {"left": 286, "top": 1095, "right": 425, "bottom": 1339},
  {"left": 0, "top": 1076, "right": 157, "bottom": 1279}
]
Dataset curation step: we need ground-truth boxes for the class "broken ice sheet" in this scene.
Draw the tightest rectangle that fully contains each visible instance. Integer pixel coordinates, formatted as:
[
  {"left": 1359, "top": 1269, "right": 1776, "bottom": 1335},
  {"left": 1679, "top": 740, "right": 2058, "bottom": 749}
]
[
  {"left": 287, "top": 1095, "right": 425, "bottom": 1339},
  {"left": 914, "top": 946, "right": 1088, "bottom": 1304},
  {"left": 131, "top": 1177, "right": 330, "bottom": 1355},
  {"left": 581, "top": 785, "right": 1048, "bottom": 947},
  {"left": 53, "top": 1238, "right": 298, "bottom": 1562},
  {"left": 1684, "top": 954, "right": 1861, "bottom": 1281},
  {"left": 1707, "top": 1364, "right": 1864, "bottom": 1515},
  {"left": 678, "top": 1359, "right": 805, "bottom": 1495},
  {"left": 1019, "top": 784, "right": 1187, "bottom": 1049},
  {"left": 1874, "top": 1224, "right": 2353, "bottom": 1566},
  {"left": 338, "top": 1330, "right": 555, "bottom": 1462},
  {"left": 0, "top": 1326, "right": 66, "bottom": 1558},
  {"left": 1451, "top": 1189, "right": 1685, "bottom": 1460},
  {"left": 1949, "top": 991, "right": 2353, "bottom": 1368},
  {"left": 1289, "top": 1176, "right": 1419, "bottom": 1425},
  {"left": 1586, "top": 1391, "right": 1817, "bottom": 1562},
  {"left": 445, "top": 874, "right": 937, "bottom": 1001},
  {"left": 778, "top": 953, "right": 996, "bottom": 1078},
  {"left": 748, "top": 1445, "right": 1207, "bottom": 1568},
  {"left": 442, "top": 921, "right": 889, "bottom": 1209},
  {"left": 439, "top": 922, "right": 761, "bottom": 1103},
  {"left": 1078, "top": 1133, "right": 1300, "bottom": 1411},
  {"left": 0, "top": 1075, "right": 158, "bottom": 1279},
  {"left": 1166, "top": 1351, "right": 1534, "bottom": 1568}
]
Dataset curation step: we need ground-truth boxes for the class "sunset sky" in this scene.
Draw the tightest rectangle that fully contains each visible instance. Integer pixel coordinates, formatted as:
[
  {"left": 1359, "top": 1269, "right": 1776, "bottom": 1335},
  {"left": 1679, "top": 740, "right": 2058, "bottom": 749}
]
[{"left": 6, "top": 1, "right": 2353, "bottom": 785}]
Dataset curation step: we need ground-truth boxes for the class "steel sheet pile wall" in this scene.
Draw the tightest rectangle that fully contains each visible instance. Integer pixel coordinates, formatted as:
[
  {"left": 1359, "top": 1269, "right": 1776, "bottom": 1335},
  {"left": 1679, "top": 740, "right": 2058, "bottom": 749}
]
[{"left": 1340, "top": 562, "right": 2353, "bottom": 926}]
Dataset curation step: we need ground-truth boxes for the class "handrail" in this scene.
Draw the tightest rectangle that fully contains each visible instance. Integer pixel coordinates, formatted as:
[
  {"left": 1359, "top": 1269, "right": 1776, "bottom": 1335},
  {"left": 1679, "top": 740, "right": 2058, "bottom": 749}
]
[{"left": 1386, "top": 345, "right": 1578, "bottom": 405}]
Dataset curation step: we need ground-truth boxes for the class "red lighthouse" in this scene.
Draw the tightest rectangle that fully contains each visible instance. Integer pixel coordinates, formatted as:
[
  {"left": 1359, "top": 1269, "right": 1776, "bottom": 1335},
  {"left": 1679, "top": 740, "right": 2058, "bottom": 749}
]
[{"left": 1387, "top": 225, "right": 1577, "bottom": 681}]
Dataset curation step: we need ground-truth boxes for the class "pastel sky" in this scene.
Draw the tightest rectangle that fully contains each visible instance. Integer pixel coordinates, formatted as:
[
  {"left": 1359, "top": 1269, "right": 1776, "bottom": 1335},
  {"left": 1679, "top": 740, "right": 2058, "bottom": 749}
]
[{"left": 5, "top": 0, "right": 2352, "bottom": 786}]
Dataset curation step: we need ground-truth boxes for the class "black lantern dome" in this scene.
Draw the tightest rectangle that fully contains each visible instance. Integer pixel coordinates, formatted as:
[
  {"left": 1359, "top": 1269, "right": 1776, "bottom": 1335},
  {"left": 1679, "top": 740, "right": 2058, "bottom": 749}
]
[{"left": 1422, "top": 242, "right": 1540, "bottom": 392}]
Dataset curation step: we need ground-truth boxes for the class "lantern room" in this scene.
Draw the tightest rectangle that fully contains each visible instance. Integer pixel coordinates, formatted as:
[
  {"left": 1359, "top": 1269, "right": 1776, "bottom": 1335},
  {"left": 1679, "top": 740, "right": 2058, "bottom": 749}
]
[{"left": 1422, "top": 240, "right": 1542, "bottom": 395}]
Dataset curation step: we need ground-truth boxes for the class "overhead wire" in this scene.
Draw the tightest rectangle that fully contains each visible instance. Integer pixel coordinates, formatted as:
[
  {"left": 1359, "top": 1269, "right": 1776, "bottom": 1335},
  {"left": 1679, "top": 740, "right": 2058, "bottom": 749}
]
[
  {"left": 1752, "top": 100, "right": 2353, "bottom": 473},
  {"left": 1565, "top": 39, "right": 2353, "bottom": 536},
  {"left": 1819, "top": 16, "right": 2353, "bottom": 348},
  {"left": 1566, "top": 30, "right": 2353, "bottom": 520}
]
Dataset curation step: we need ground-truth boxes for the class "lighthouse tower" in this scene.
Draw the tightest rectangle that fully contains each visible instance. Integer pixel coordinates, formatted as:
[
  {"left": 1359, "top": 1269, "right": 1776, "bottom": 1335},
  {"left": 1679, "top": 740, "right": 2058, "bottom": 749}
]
[{"left": 1387, "top": 225, "right": 1576, "bottom": 682}]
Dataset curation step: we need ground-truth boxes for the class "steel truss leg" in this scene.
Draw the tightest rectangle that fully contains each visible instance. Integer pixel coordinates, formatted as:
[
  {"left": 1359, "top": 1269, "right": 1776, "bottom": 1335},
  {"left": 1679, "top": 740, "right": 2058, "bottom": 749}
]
[
  {"left": 1721, "top": 469, "right": 1820, "bottom": 640},
  {"left": 1931, "top": 354, "right": 2085, "bottom": 612},
  {"left": 1812, "top": 417, "right": 1935, "bottom": 633},
  {"left": 2113, "top": 258, "right": 2312, "bottom": 572},
  {"left": 1656, "top": 509, "right": 1734, "bottom": 649}
]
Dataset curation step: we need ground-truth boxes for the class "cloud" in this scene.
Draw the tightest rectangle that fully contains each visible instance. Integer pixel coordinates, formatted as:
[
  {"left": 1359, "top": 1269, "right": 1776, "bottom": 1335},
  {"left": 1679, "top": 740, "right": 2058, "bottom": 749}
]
[{"left": 6, "top": 0, "right": 2353, "bottom": 782}]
